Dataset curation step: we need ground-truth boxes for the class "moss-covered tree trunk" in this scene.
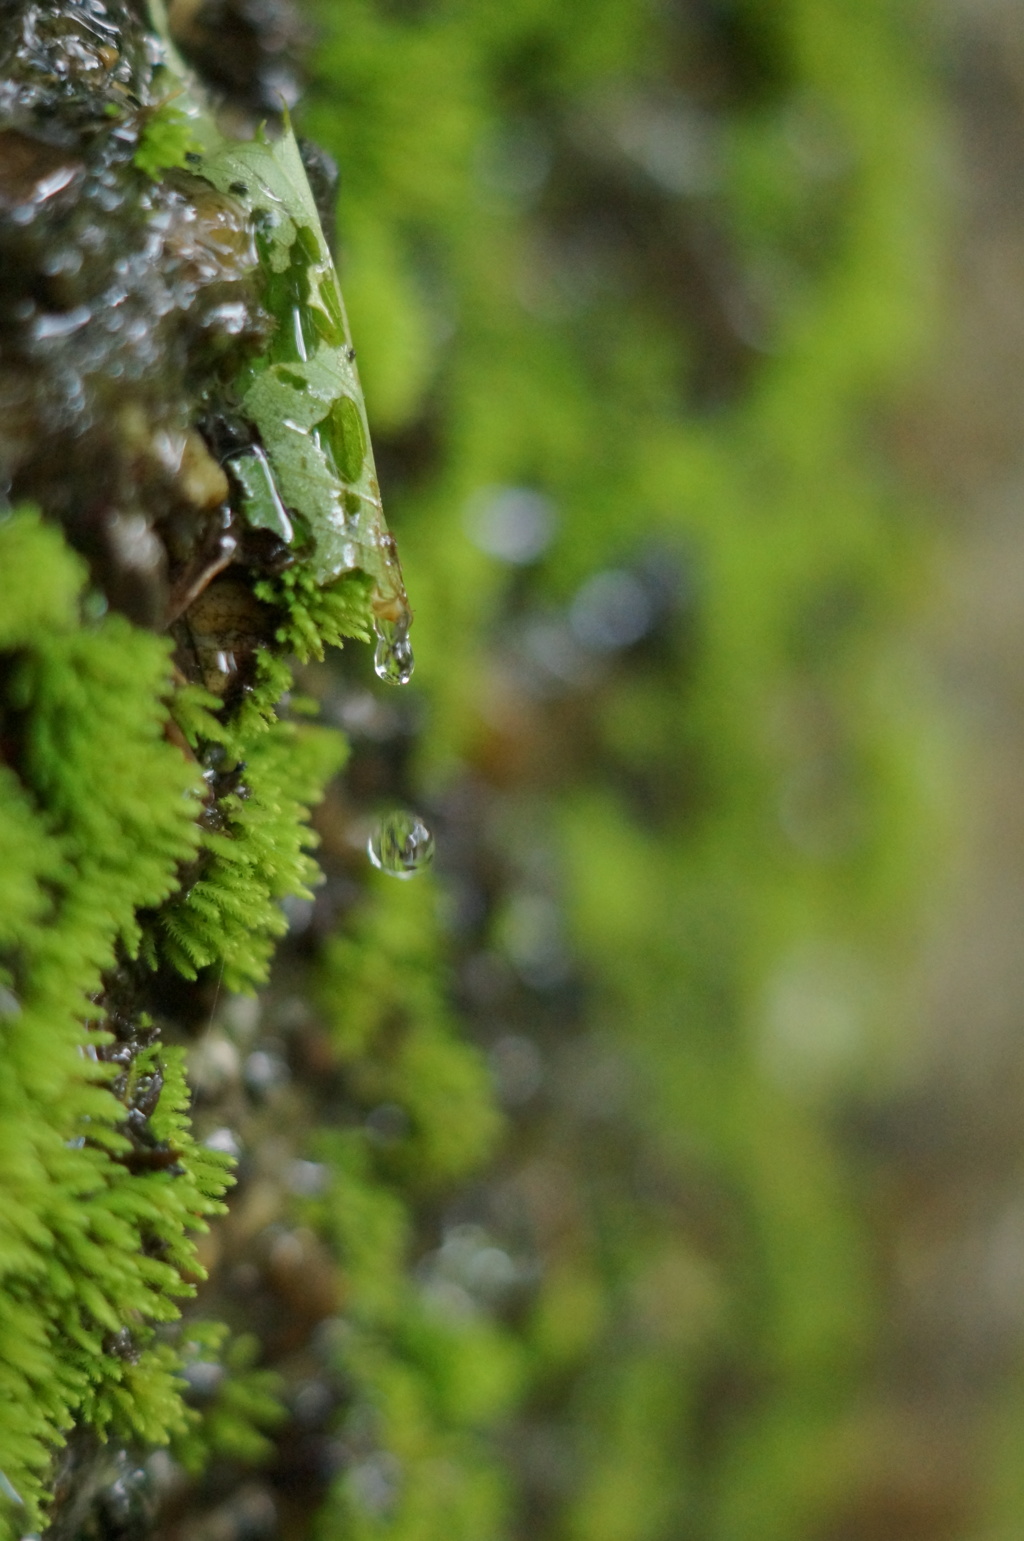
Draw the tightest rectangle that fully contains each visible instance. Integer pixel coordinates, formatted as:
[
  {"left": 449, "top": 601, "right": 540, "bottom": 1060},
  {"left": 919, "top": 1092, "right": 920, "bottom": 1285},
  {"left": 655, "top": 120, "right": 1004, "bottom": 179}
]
[
  {"left": 2, "top": 3, "right": 983, "bottom": 1541},
  {"left": 0, "top": 4, "right": 498, "bottom": 1534}
]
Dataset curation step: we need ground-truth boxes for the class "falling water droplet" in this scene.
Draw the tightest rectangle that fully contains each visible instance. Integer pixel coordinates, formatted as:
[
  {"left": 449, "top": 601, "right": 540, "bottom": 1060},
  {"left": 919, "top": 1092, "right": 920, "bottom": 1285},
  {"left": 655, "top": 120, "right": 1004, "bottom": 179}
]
[
  {"left": 373, "top": 613, "right": 415, "bottom": 685},
  {"left": 368, "top": 811, "right": 435, "bottom": 879}
]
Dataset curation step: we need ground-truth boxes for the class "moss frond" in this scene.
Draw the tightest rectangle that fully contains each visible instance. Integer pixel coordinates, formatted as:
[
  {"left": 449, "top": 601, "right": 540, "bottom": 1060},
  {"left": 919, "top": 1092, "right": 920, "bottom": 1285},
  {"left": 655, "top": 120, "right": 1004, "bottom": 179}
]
[
  {"left": 255, "top": 567, "right": 374, "bottom": 663},
  {"left": 155, "top": 714, "right": 346, "bottom": 993}
]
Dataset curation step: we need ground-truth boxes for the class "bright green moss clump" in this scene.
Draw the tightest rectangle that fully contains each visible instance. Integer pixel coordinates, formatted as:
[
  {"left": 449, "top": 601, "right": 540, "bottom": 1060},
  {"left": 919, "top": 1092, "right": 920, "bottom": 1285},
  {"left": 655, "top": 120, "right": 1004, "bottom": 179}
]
[
  {"left": 0, "top": 508, "right": 349, "bottom": 1529},
  {"left": 0, "top": 510, "right": 223, "bottom": 1526},
  {"left": 152, "top": 683, "right": 346, "bottom": 994}
]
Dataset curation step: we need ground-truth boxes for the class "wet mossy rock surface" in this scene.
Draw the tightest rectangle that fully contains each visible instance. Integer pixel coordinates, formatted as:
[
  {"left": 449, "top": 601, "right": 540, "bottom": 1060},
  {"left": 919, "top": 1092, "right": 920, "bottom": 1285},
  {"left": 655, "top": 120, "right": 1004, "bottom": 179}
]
[
  {"left": 0, "top": 0, "right": 434, "bottom": 1534},
  {"left": 0, "top": 2, "right": 954, "bottom": 1541},
  {"left": 0, "top": 0, "right": 264, "bottom": 632}
]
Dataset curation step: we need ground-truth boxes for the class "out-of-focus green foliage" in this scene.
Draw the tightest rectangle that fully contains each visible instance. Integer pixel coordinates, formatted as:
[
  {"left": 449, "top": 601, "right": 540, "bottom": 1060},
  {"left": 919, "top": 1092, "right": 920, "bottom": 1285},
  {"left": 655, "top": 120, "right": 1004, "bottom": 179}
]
[
  {"left": 296, "top": 0, "right": 945, "bottom": 1537},
  {"left": 302, "top": 880, "right": 521, "bottom": 1539},
  {"left": 318, "top": 880, "right": 501, "bottom": 1185},
  {"left": 172, "top": 1321, "right": 287, "bottom": 1473}
]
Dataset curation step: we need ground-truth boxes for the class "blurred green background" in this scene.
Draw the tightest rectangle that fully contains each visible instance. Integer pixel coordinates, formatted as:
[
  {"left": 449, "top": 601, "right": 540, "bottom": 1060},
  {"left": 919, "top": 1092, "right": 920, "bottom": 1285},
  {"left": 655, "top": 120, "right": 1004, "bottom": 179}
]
[{"left": 237, "top": 0, "right": 1024, "bottom": 1537}]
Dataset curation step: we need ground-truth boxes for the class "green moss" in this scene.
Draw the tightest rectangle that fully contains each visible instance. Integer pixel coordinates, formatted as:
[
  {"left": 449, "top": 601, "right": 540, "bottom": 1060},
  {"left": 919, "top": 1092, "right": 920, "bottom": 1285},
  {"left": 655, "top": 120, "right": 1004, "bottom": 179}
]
[
  {"left": 0, "top": 512, "right": 236, "bottom": 1525},
  {"left": 296, "top": 0, "right": 945, "bottom": 1536},
  {"left": 267, "top": 883, "right": 520, "bottom": 1541},
  {"left": 153, "top": 684, "right": 346, "bottom": 993},
  {"left": 318, "top": 878, "right": 501, "bottom": 1188},
  {"left": 133, "top": 99, "right": 203, "bottom": 180},
  {"left": 255, "top": 567, "right": 375, "bottom": 663},
  {"left": 172, "top": 1322, "right": 286, "bottom": 1473},
  {"left": 0, "top": 0, "right": 954, "bottom": 1533},
  {"left": 303, "top": 1129, "right": 521, "bottom": 1541},
  {"left": 0, "top": 508, "right": 349, "bottom": 1525}
]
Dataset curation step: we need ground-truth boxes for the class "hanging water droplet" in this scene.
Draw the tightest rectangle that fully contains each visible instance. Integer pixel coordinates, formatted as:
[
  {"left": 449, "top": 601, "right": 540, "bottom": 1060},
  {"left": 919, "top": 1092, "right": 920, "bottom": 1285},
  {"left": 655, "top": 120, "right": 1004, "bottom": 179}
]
[
  {"left": 373, "top": 612, "right": 415, "bottom": 685},
  {"left": 368, "top": 811, "right": 435, "bottom": 879}
]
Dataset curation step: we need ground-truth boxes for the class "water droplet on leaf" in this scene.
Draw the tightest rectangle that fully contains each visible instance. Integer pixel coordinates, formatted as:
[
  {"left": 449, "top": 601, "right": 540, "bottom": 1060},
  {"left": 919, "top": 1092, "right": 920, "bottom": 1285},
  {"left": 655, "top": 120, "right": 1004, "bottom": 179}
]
[
  {"left": 368, "top": 811, "right": 434, "bottom": 879},
  {"left": 373, "top": 612, "right": 414, "bottom": 685}
]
